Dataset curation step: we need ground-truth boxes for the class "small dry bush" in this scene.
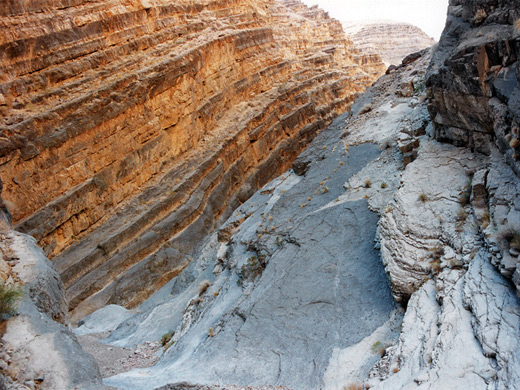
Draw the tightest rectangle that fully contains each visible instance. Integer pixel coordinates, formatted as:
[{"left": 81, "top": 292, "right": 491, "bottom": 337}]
[
  {"left": 0, "top": 282, "right": 23, "bottom": 320},
  {"left": 474, "top": 9, "right": 487, "bottom": 24},
  {"left": 498, "top": 226, "right": 520, "bottom": 251},
  {"left": 198, "top": 280, "right": 211, "bottom": 296},
  {"left": 161, "top": 331, "right": 173, "bottom": 346},
  {"left": 430, "top": 259, "right": 442, "bottom": 274},
  {"left": 481, "top": 210, "right": 490, "bottom": 229}
]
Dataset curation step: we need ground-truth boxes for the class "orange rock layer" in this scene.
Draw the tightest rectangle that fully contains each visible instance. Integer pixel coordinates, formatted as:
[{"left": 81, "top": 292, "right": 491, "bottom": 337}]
[{"left": 0, "top": 0, "right": 384, "bottom": 320}]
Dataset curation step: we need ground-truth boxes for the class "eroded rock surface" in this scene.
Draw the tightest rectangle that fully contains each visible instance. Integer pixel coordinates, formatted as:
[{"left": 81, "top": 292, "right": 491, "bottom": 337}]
[
  {"left": 343, "top": 21, "right": 436, "bottom": 67},
  {"left": 428, "top": 0, "right": 520, "bottom": 173},
  {"left": 0, "top": 0, "right": 384, "bottom": 321},
  {"left": 98, "top": 115, "right": 396, "bottom": 390},
  {"left": 0, "top": 229, "right": 105, "bottom": 390}
]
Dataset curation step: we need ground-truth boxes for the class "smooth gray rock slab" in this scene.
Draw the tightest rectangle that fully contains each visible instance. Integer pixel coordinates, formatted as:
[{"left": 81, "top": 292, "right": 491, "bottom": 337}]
[{"left": 104, "top": 117, "right": 396, "bottom": 390}]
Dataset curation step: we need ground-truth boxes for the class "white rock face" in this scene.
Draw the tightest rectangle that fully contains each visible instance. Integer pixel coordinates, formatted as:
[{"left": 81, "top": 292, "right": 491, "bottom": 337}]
[
  {"left": 363, "top": 55, "right": 520, "bottom": 390},
  {"left": 343, "top": 21, "right": 436, "bottom": 67},
  {"left": 379, "top": 139, "right": 486, "bottom": 302},
  {"left": 0, "top": 231, "right": 105, "bottom": 390}
]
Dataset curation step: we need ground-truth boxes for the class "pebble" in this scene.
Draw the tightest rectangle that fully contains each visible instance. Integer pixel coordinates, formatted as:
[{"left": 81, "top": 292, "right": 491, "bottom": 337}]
[{"left": 509, "top": 248, "right": 519, "bottom": 257}]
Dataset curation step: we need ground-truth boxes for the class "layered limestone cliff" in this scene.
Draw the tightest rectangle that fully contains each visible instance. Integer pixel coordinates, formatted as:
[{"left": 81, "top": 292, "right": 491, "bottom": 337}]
[
  {"left": 76, "top": 46, "right": 519, "bottom": 390},
  {"left": 342, "top": 21, "right": 436, "bottom": 67},
  {"left": 0, "top": 0, "right": 384, "bottom": 320}
]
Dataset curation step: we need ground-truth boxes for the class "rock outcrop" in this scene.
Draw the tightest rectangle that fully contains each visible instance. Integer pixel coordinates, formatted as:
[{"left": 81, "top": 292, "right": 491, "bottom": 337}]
[
  {"left": 427, "top": 0, "right": 520, "bottom": 292},
  {"left": 78, "top": 41, "right": 520, "bottom": 390},
  {"left": 342, "top": 21, "right": 436, "bottom": 67},
  {"left": 428, "top": 0, "right": 520, "bottom": 172},
  {"left": 0, "top": 0, "right": 384, "bottom": 320},
  {"left": 82, "top": 99, "right": 399, "bottom": 390},
  {"left": 0, "top": 226, "right": 105, "bottom": 389}
]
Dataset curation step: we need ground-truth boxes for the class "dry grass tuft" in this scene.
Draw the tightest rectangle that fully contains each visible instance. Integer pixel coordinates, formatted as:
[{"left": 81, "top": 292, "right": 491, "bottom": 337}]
[
  {"left": 0, "top": 282, "right": 23, "bottom": 320},
  {"left": 198, "top": 280, "right": 211, "bottom": 296},
  {"left": 418, "top": 193, "right": 428, "bottom": 203},
  {"left": 498, "top": 226, "right": 520, "bottom": 251}
]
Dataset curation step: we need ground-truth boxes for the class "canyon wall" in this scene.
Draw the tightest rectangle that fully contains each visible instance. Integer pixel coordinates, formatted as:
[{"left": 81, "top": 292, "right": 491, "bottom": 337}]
[
  {"left": 342, "top": 21, "right": 436, "bottom": 67},
  {"left": 428, "top": 0, "right": 520, "bottom": 174},
  {"left": 0, "top": 0, "right": 384, "bottom": 320}
]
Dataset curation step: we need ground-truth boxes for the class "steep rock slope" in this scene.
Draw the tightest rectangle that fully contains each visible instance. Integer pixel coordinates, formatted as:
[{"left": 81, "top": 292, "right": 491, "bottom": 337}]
[
  {"left": 0, "top": 0, "right": 384, "bottom": 320},
  {"left": 428, "top": 0, "right": 520, "bottom": 168},
  {"left": 81, "top": 95, "right": 400, "bottom": 390},
  {"left": 342, "top": 21, "right": 436, "bottom": 67},
  {"left": 77, "top": 46, "right": 520, "bottom": 390},
  {"left": 428, "top": 0, "right": 520, "bottom": 291},
  {"left": 0, "top": 220, "right": 104, "bottom": 389}
]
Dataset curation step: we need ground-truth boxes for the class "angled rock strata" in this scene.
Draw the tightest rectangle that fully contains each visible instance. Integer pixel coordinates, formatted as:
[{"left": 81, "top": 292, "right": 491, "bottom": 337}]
[
  {"left": 1, "top": 1, "right": 520, "bottom": 389},
  {"left": 342, "top": 21, "right": 436, "bottom": 67},
  {"left": 0, "top": 0, "right": 384, "bottom": 320},
  {"left": 72, "top": 45, "right": 520, "bottom": 390}
]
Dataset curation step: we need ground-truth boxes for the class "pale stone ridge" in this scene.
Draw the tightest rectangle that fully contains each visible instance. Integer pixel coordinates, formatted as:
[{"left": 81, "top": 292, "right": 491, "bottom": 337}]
[{"left": 342, "top": 21, "right": 436, "bottom": 67}]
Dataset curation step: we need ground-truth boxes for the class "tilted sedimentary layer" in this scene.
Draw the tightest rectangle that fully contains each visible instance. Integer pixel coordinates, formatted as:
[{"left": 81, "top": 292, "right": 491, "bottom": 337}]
[
  {"left": 0, "top": 0, "right": 384, "bottom": 319},
  {"left": 342, "top": 21, "right": 436, "bottom": 67}
]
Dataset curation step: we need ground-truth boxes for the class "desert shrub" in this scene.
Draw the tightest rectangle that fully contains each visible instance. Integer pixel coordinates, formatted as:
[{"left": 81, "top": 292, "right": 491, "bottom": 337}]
[
  {"left": 510, "top": 138, "right": 520, "bottom": 149},
  {"left": 430, "top": 259, "right": 441, "bottom": 274},
  {"left": 240, "top": 256, "right": 265, "bottom": 284},
  {"left": 418, "top": 193, "right": 428, "bottom": 202},
  {"left": 456, "top": 209, "right": 468, "bottom": 222},
  {"left": 481, "top": 210, "right": 490, "bottom": 228},
  {"left": 364, "top": 179, "right": 371, "bottom": 188},
  {"left": 380, "top": 182, "right": 388, "bottom": 189},
  {"left": 474, "top": 9, "right": 487, "bottom": 24},
  {"left": 431, "top": 246, "right": 444, "bottom": 261},
  {"left": 0, "top": 282, "right": 23, "bottom": 320},
  {"left": 458, "top": 188, "right": 471, "bottom": 206},
  {"left": 498, "top": 226, "right": 520, "bottom": 251},
  {"left": 161, "top": 331, "right": 174, "bottom": 346},
  {"left": 371, "top": 341, "right": 386, "bottom": 356},
  {"left": 198, "top": 280, "right": 211, "bottom": 296}
]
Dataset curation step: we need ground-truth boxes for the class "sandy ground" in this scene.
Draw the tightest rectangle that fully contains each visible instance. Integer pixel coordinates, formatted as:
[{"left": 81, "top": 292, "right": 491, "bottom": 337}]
[{"left": 77, "top": 331, "right": 161, "bottom": 379}]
